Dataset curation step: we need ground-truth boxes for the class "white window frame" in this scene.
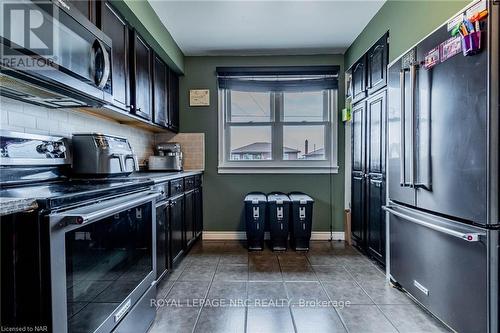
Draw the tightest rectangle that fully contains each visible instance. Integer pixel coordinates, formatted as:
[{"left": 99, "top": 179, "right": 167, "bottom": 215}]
[{"left": 218, "top": 88, "right": 339, "bottom": 174}]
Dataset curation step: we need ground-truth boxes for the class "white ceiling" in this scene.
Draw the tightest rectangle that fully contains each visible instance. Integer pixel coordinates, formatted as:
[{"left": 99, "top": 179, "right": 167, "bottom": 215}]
[{"left": 148, "top": 0, "right": 385, "bottom": 56}]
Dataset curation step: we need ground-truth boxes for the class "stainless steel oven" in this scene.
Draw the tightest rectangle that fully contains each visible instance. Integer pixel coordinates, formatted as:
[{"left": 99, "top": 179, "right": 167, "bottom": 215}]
[
  {"left": 48, "top": 190, "right": 159, "bottom": 333},
  {"left": 0, "top": 0, "right": 113, "bottom": 108}
]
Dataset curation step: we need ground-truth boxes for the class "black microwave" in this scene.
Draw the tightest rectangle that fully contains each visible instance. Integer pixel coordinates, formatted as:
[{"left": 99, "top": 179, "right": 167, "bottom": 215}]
[{"left": 0, "top": 0, "right": 113, "bottom": 108}]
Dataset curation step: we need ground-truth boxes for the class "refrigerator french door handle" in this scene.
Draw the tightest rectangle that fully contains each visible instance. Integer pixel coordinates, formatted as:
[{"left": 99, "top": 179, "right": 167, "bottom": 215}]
[
  {"left": 413, "top": 64, "right": 432, "bottom": 191},
  {"left": 409, "top": 64, "right": 418, "bottom": 188},
  {"left": 399, "top": 69, "right": 407, "bottom": 187},
  {"left": 383, "top": 205, "right": 485, "bottom": 242}
]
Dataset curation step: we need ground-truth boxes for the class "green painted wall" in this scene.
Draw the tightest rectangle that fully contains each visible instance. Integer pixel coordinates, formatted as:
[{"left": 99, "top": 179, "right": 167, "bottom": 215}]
[
  {"left": 113, "top": 0, "right": 184, "bottom": 73},
  {"left": 345, "top": 0, "right": 472, "bottom": 69},
  {"left": 179, "top": 55, "right": 345, "bottom": 232}
]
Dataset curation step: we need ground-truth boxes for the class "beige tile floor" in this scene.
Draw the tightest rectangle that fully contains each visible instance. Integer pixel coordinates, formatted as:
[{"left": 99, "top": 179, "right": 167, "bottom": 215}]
[{"left": 149, "top": 240, "right": 450, "bottom": 333}]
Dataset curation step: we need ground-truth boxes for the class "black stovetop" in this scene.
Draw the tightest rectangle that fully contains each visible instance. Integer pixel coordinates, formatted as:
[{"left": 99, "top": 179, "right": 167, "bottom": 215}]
[{"left": 0, "top": 178, "right": 154, "bottom": 210}]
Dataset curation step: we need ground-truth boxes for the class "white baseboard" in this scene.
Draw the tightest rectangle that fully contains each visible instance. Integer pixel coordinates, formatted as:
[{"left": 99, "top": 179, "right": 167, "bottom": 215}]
[{"left": 202, "top": 231, "right": 344, "bottom": 241}]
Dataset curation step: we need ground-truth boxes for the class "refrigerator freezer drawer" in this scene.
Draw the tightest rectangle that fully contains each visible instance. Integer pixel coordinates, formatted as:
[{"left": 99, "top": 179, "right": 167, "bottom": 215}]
[{"left": 387, "top": 204, "right": 488, "bottom": 333}]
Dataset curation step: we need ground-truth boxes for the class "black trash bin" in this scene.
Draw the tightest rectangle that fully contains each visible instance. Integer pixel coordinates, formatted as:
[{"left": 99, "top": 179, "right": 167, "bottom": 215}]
[
  {"left": 289, "top": 193, "right": 314, "bottom": 251},
  {"left": 244, "top": 192, "right": 267, "bottom": 251},
  {"left": 267, "top": 192, "right": 290, "bottom": 251}
]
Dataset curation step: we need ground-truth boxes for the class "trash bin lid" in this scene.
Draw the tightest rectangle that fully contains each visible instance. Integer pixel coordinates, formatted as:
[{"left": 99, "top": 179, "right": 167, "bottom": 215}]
[
  {"left": 267, "top": 193, "right": 290, "bottom": 204},
  {"left": 288, "top": 193, "right": 314, "bottom": 204},
  {"left": 245, "top": 192, "right": 267, "bottom": 203}
]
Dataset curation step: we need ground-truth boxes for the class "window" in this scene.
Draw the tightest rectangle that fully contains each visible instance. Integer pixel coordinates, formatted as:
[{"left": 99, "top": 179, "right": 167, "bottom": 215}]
[{"left": 218, "top": 66, "right": 339, "bottom": 174}]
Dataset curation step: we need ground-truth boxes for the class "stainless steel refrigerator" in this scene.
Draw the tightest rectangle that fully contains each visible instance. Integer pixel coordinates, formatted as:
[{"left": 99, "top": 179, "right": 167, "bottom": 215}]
[{"left": 384, "top": 1, "right": 499, "bottom": 332}]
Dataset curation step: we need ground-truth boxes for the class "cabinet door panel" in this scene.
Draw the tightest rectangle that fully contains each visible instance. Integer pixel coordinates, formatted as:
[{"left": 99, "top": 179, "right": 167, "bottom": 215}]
[
  {"left": 184, "top": 191, "right": 195, "bottom": 249},
  {"left": 351, "top": 174, "right": 365, "bottom": 243},
  {"left": 68, "top": 0, "right": 96, "bottom": 23},
  {"left": 168, "top": 69, "right": 179, "bottom": 132},
  {"left": 367, "top": 176, "right": 385, "bottom": 263},
  {"left": 100, "top": 2, "right": 130, "bottom": 111},
  {"left": 153, "top": 55, "right": 168, "bottom": 127},
  {"left": 132, "top": 33, "right": 152, "bottom": 120},
  {"left": 352, "top": 102, "right": 366, "bottom": 172},
  {"left": 367, "top": 34, "right": 388, "bottom": 95},
  {"left": 156, "top": 202, "right": 169, "bottom": 279},
  {"left": 351, "top": 56, "right": 367, "bottom": 102},
  {"left": 170, "top": 196, "right": 184, "bottom": 265},
  {"left": 367, "top": 91, "right": 386, "bottom": 174},
  {"left": 194, "top": 188, "right": 203, "bottom": 237}
]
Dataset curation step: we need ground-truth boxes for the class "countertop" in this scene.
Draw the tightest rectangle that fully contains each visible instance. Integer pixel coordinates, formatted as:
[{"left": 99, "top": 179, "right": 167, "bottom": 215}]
[
  {"left": 130, "top": 170, "right": 203, "bottom": 184},
  {"left": 0, "top": 170, "right": 203, "bottom": 216},
  {"left": 0, "top": 197, "right": 38, "bottom": 216}
]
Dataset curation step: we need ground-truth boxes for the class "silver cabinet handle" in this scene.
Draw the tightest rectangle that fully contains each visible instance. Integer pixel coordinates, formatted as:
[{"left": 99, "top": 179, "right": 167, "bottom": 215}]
[
  {"left": 50, "top": 191, "right": 160, "bottom": 226},
  {"left": 383, "top": 205, "right": 484, "bottom": 242}
]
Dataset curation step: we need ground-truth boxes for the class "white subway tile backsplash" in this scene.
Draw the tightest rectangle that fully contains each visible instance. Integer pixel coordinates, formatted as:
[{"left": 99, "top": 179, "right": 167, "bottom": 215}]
[
  {"left": 48, "top": 109, "right": 69, "bottom": 123},
  {"left": 0, "top": 98, "right": 156, "bottom": 162},
  {"left": 36, "top": 117, "right": 59, "bottom": 132},
  {"left": 23, "top": 104, "right": 48, "bottom": 118},
  {"left": 9, "top": 111, "right": 36, "bottom": 129}
]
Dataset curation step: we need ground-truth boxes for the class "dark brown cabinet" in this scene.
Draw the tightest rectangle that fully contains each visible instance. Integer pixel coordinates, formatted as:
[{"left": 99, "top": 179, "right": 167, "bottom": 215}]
[
  {"left": 349, "top": 32, "right": 388, "bottom": 102},
  {"left": 351, "top": 101, "right": 366, "bottom": 243},
  {"left": 153, "top": 54, "right": 169, "bottom": 127},
  {"left": 95, "top": 1, "right": 180, "bottom": 131},
  {"left": 350, "top": 34, "right": 388, "bottom": 266},
  {"left": 194, "top": 186, "right": 203, "bottom": 238},
  {"left": 156, "top": 201, "right": 170, "bottom": 279},
  {"left": 351, "top": 56, "right": 367, "bottom": 102},
  {"left": 350, "top": 91, "right": 386, "bottom": 265},
  {"left": 170, "top": 194, "right": 184, "bottom": 265},
  {"left": 68, "top": 0, "right": 96, "bottom": 23},
  {"left": 366, "top": 91, "right": 386, "bottom": 263},
  {"left": 98, "top": 1, "right": 130, "bottom": 111},
  {"left": 367, "top": 34, "right": 388, "bottom": 95},
  {"left": 131, "top": 31, "right": 153, "bottom": 120},
  {"left": 184, "top": 190, "right": 195, "bottom": 249},
  {"left": 168, "top": 69, "right": 180, "bottom": 132}
]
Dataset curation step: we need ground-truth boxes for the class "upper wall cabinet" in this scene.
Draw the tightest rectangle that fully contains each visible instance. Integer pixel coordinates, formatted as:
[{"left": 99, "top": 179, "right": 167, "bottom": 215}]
[
  {"left": 349, "top": 32, "right": 389, "bottom": 103},
  {"left": 94, "top": 1, "right": 180, "bottom": 131},
  {"left": 131, "top": 31, "right": 153, "bottom": 121},
  {"left": 168, "top": 69, "right": 180, "bottom": 132},
  {"left": 366, "top": 34, "right": 389, "bottom": 95},
  {"left": 153, "top": 54, "right": 169, "bottom": 128},
  {"left": 351, "top": 56, "right": 367, "bottom": 102},
  {"left": 68, "top": 0, "right": 97, "bottom": 23},
  {"left": 99, "top": 1, "right": 130, "bottom": 112}
]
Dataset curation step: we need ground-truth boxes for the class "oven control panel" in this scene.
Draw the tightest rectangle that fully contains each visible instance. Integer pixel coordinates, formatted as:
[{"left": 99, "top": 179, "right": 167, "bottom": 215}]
[{"left": 0, "top": 131, "right": 70, "bottom": 165}]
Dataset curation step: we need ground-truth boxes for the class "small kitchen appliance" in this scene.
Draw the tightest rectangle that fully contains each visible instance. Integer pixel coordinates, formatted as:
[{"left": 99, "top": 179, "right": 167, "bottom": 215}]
[
  {"left": 148, "top": 143, "right": 183, "bottom": 171},
  {"left": 72, "top": 133, "right": 138, "bottom": 176}
]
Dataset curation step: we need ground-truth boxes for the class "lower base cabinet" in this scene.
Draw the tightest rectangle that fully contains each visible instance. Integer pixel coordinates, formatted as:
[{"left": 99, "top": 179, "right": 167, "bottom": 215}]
[
  {"left": 184, "top": 190, "right": 195, "bottom": 249},
  {"left": 170, "top": 194, "right": 184, "bottom": 265},
  {"left": 194, "top": 187, "right": 203, "bottom": 237},
  {"left": 157, "top": 175, "right": 203, "bottom": 269},
  {"left": 156, "top": 200, "right": 170, "bottom": 279}
]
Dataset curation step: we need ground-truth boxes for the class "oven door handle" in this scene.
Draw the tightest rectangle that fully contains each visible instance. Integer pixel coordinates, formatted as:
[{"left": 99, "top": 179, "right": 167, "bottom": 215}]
[{"left": 50, "top": 191, "right": 160, "bottom": 226}]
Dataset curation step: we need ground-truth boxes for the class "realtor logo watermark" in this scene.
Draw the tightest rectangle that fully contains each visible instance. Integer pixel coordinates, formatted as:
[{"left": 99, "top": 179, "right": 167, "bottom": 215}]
[{"left": 1, "top": 1, "right": 58, "bottom": 69}]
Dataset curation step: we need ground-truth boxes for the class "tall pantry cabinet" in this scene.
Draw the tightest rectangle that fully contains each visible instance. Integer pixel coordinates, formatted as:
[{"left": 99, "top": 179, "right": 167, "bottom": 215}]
[{"left": 348, "top": 33, "right": 388, "bottom": 265}]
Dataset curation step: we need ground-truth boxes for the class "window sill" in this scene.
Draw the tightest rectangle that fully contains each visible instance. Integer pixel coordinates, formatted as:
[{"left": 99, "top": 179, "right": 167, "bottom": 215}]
[{"left": 217, "top": 166, "right": 339, "bottom": 174}]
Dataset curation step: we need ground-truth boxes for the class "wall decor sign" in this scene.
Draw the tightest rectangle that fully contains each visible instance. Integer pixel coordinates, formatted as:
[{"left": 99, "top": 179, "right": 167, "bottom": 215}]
[{"left": 189, "top": 89, "right": 210, "bottom": 106}]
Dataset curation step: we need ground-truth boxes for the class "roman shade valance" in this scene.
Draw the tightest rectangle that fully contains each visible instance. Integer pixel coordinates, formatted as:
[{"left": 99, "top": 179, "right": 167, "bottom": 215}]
[{"left": 216, "top": 66, "right": 339, "bottom": 92}]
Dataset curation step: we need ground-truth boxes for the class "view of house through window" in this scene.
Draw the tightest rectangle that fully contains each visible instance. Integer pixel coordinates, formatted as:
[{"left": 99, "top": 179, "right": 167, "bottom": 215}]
[{"left": 218, "top": 67, "right": 338, "bottom": 173}]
